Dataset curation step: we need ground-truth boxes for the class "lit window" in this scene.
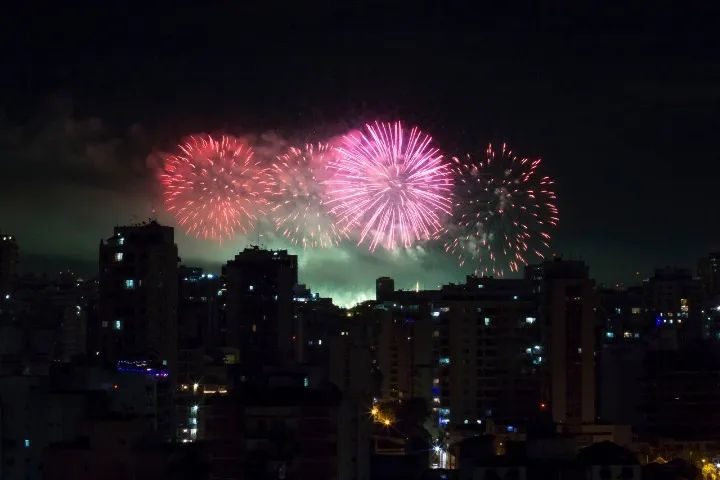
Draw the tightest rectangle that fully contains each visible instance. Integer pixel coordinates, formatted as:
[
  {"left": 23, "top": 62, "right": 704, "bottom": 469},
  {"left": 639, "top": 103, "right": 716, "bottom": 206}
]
[
  {"left": 124, "top": 279, "right": 135, "bottom": 289},
  {"left": 525, "top": 317, "right": 536, "bottom": 324},
  {"left": 631, "top": 307, "right": 641, "bottom": 315},
  {"left": 248, "top": 285, "right": 254, "bottom": 291},
  {"left": 439, "top": 357, "right": 450, "bottom": 366},
  {"left": 431, "top": 311, "right": 440, "bottom": 318},
  {"left": 303, "top": 377, "right": 309, "bottom": 388},
  {"left": 114, "top": 320, "right": 122, "bottom": 330},
  {"left": 605, "top": 331, "right": 614, "bottom": 339},
  {"left": 318, "top": 339, "right": 322, "bottom": 346},
  {"left": 484, "top": 317, "right": 491, "bottom": 326},
  {"left": 24, "top": 439, "right": 30, "bottom": 448},
  {"left": 433, "top": 330, "right": 440, "bottom": 338},
  {"left": 115, "top": 252, "right": 123, "bottom": 262},
  {"left": 118, "top": 237, "right": 125, "bottom": 246},
  {"left": 251, "top": 324, "right": 257, "bottom": 333},
  {"left": 513, "top": 295, "right": 519, "bottom": 300}
]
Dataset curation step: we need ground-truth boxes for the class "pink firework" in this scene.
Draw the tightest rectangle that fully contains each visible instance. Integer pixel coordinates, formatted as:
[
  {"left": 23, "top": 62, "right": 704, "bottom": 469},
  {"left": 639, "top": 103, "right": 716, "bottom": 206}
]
[
  {"left": 326, "top": 121, "right": 453, "bottom": 250},
  {"left": 267, "top": 143, "right": 343, "bottom": 248},
  {"left": 160, "top": 134, "right": 269, "bottom": 241}
]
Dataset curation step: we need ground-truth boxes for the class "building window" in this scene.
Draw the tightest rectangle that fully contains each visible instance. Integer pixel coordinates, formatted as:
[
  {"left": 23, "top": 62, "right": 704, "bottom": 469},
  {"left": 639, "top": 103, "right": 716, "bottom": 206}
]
[
  {"left": 24, "top": 439, "right": 30, "bottom": 448},
  {"left": 248, "top": 285, "right": 254, "bottom": 291},
  {"left": 525, "top": 316, "right": 536, "bottom": 324},
  {"left": 115, "top": 252, "right": 123, "bottom": 262},
  {"left": 114, "top": 320, "right": 123, "bottom": 330},
  {"left": 124, "top": 279, "right": 135, "bottom": 289},
  {"left": 484, "top": 317, "right": 491, "bottom": 326},
  {"left": 118, "top": 237, "right": 125, "bottom": 246},
  {"left": 303, "top": 377, "right": 310, "bottom": 388},
  {"left": 101, "top": 321, "right": 109, "bottom": 328}
]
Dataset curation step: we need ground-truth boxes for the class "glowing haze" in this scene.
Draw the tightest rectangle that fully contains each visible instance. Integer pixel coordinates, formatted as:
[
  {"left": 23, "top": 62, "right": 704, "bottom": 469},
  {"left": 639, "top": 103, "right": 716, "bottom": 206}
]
[{"left": 326, "top": 121, "right": 453, "bottom": 251}]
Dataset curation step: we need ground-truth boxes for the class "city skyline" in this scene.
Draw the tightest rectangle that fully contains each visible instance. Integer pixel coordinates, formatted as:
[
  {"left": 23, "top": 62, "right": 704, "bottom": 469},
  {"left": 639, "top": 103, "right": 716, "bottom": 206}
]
[{"left": 2, "top": 4, "right": 719, "bottom": 304}]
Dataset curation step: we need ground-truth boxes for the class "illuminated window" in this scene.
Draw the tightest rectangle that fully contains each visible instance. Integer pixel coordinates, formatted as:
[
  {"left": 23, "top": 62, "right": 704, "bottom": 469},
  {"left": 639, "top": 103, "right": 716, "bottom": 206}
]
[
  {"left": 118, "top": 237, "right": 125, "bottom": 246},
  {"left": 24, "top": 439, "right": 30, "bottom": 448},
  {"left": 124, "top": 279, "right": 135, "bottom": 289},
  {"left": 631, "top": 307, "right": 641, "bottom": 315},
  {"left": 115, "top": 252, "right": 123, "bottom": 262},
  {"left": 248, "top": 285, "right": 254, "bottom": 291},
  {"left": 484, "top": 317, "right": 491, "bottom": 326},
  {"left": 303, "top": 377, "right": 310, "bottom": 388},
  {"left": 513, "top": 295, "right": 519, "bottom": 300},
  {"left": 251, "top": 324, "right": 257, "bottom": 333},
  {"left": 525, "top": 317, "right": 536, "bottom": 324},
  {"left": 114, "top": 320, "right": 122, "bottom": 330},
  {"left": 433, "top": 330, "right": 440, "bottom": 338},
  {"left": 439, "top": 357, "right": 450, "bottom": 366}
]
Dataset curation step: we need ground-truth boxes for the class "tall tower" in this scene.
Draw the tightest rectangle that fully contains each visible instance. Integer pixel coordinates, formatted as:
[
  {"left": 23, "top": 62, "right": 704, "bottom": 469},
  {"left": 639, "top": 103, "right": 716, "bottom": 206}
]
[
  {"left": 223, "top": 246, "right": 298, "bottom": 370},
  {"left": 0, "top": 233, "right": 19, "bottom": 295},
  {"left": 376, "top": 277, "right": 395, "bottom": 302},
  {"left": 98, "top": 221, "right": 179, "bottom": 371},
  {"left": 530, "top": 259, "right": 597, "bottom": 425}
]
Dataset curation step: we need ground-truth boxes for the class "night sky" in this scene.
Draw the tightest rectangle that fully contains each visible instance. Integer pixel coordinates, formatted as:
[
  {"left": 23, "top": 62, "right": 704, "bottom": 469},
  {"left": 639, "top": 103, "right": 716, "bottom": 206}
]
[{"left": 1, "top": 3, "right": 719, "bottom": 305}]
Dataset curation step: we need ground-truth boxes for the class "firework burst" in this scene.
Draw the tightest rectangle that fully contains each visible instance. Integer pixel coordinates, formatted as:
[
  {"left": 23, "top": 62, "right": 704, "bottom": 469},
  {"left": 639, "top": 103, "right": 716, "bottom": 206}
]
[
  {"left": 445, "top": 143, "right": 558, "bottom": 276},
  {"left": 326, "top": 121, "right": 453, "bottom": 251},
  {"left": 267, "top": 143, "right": 343, "bottom": 248},
  {"left": 159, "top": 134, "right": 269, "bottom": 241}
]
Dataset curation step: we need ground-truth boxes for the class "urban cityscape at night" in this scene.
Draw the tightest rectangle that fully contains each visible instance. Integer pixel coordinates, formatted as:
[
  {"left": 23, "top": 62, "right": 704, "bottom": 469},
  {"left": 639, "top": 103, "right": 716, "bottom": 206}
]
[{"left": 1, "top": 3, "right": 719, "bottom": 480}]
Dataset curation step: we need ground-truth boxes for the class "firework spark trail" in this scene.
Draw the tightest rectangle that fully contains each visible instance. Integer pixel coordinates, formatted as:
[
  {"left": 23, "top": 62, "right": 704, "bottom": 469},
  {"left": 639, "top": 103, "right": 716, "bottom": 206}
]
[
  {"left": 445, "top": 143, "right": 558, "bottom": 276},
  {"left": 267, "top": 143, "right": 343, "bottom": 248},
  {"left": 326, "top": 121, "right": 453, "bottom": 251},
  {"left": 159, "top": 134, "right": 270, "bottom": 241}
]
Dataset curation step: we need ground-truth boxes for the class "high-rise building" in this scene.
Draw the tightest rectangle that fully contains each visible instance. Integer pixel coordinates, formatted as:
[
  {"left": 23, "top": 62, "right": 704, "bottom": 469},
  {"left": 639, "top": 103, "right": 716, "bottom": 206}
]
[
  {"left": 222, "top": 246, "right": 297, "bottom": 369},
  {"left": 177, "top": 267, "right": 221, "bottom": 382},
  {"left": 698, "top": 251, "right": 720, "bottom": 297},
  {"left": 645, "top": 267, "right": 704, "bottom": 342},
  {"left": 0, "top": 233, "right": 18, "bottom": 295},
  {"left": 98, "top": 221, "right": 179, "bottom": 368},
  {"left": 529, "top": 259, "right": 597, "bottom": 425},
  {"left": 376, "top": 277, "right": 395, "bottom": 302},
  {"left": 433, "top": 277, "right": 543, "bottom": 429},
  {"left": 98, "top": 221, "right": 178, "bottom": 438}
]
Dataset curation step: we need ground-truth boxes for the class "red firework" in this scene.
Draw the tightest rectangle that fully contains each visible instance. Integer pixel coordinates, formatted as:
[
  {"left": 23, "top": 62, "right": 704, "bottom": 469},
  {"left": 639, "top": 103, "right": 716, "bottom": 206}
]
[
  {"left": 326, "top": 121, "right": 453, "bottom": 250},
  {"left": 444, "top": 143, "right": 559, "bottom": 276},
  {"left": 160, "top": 134, "right": 269, "bottom": 240}
]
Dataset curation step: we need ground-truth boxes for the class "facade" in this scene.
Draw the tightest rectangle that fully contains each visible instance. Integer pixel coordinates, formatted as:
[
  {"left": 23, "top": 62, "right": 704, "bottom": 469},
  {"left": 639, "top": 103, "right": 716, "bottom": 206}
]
[
  {"left": 529, "top": 259, "right": 597, "bottom": 425},
  {"left": 223, "top": 246, "right": 297, "bottom": 369},
  {"left": 434, "top": 277, "right": 543, "bottom": 429},
  {"left": 644, "top": 267, "right": 704, "bottom": 343},
  {"left": 0, "top": 233, "right": 18, "bottom": 296},
  {"left": 98, "top": 221, "right": 179, "bottom": 370},
  {"left": 98, "top": 221, "right": 178, "bottom": 439}
]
